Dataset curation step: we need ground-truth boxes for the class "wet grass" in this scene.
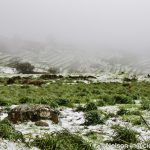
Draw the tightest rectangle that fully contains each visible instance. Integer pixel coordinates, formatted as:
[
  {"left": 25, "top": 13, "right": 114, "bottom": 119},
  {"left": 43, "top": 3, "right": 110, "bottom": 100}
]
[
  {"left": 107, "top": 125, "right": 139, "bottom": 144},
  {"left": 32, "top": 130, "right": 94, "bottom": 150},
  {"left": 0, "top": 119, "right": 24, "bottom": 142},
  {"left": 0, "top": 76, "right": 149, "bottom": 107},
  {"left": 0, "top": 76, "right": 150, "bottom": 149}
]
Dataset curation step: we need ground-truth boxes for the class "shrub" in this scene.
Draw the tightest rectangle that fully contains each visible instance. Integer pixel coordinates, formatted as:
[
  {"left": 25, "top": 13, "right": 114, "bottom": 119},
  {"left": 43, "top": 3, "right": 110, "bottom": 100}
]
[
  {"left": 84, "top": 111, "right": 104, "bottom": 125},
  {"left": 108, "top": 125, "right": 139, "bottom": 144},
  {"left": 32, "top": 130, "right": 94, "bottom": 150},
  {"left": 48, "top": 67, "right": 60, "bottom": 74},
  {"left": 0, "top": 119, "right": 24, "bottom": 142},
  {"left": 13, "top": 61, "right": 35, "bottom": 74}
]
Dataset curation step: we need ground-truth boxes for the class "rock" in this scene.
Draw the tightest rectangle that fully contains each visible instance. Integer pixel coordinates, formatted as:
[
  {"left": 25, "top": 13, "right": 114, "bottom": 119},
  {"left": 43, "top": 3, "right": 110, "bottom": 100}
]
[
  {"left": 35, "top": 120, "right": 49, "bottom": 127},
  {"left": 8, "top": 104, "right": 59, "bottom": 124}
]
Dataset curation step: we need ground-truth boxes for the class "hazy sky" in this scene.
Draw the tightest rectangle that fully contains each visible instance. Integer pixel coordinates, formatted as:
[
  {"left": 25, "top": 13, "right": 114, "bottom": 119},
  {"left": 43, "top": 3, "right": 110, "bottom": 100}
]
[{"left": 0, "top": 0, "right": 150, "bottom": 55}]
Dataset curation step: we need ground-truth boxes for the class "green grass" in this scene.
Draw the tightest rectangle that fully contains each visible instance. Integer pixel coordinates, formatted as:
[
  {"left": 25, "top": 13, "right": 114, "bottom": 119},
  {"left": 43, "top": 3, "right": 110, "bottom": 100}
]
[
  {"left": 32, "top": 130, "right": 94, "bottom": 150},
  {"left": 122, "top": 115, "right": 143, "bottom": 125},
  {"left": 84, "top": 110, "right": 105, "bottom": 125},
  {"left": 141, "top": 98, "right": 150, "bottom": 110},
  {"left": 0, "top": 119, "right": 24, "bottom": 142},
  {"left": 0, "top": 77, "right": 149, "bottom": 107},
  {"left": 107, "top": 125, "right": 139, "bottom": 144},
  {"left": 0, "top": 76, "right": 149, "bottom": 149}
]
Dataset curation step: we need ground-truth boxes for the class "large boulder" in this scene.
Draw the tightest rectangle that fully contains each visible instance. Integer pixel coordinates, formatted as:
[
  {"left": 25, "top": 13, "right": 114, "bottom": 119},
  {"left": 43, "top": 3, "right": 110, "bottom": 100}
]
[{"left": 8, "top": 104, "right": 59, "bottom": 124}]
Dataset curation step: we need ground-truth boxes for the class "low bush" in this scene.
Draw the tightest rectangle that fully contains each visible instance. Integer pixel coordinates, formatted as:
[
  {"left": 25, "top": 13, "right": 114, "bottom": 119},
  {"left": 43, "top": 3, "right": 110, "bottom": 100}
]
[
  {"left": 13, "top": 61, "right": 35, "bottom": 74},
  {"left": 48, "top": 67, "right": 60, "bottom": 74}
]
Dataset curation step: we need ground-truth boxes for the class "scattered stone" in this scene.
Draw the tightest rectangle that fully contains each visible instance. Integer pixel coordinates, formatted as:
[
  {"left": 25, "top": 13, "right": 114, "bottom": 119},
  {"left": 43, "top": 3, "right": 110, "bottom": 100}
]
[
  {"left": 8, "top": 104, "right": 59, "bottom": 124},
  {"left": 35, "top": 121, "right": 49, "bottom": 127}
]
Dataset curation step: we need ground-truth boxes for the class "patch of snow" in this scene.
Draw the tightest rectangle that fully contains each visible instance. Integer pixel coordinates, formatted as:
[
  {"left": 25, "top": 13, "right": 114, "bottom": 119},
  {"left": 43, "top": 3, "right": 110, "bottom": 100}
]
[
  {"left": 0, "top": 113, "right": 8, "bottom": 121},
  {"left": 0, "top": 67, "right": 16, "bottom": 74},
  {"left": 14, "top": 108, "right": 85, "bottom": 138},
  {"left": 0, "top": 139, "right": 39, "bottom": 150},
  {"left": 98, "top": 106, "right": 119, "bottom": 114}
]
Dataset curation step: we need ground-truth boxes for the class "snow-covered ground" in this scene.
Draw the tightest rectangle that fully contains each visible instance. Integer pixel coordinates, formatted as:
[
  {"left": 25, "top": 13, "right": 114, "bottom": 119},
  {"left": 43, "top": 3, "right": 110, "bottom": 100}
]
[
  {"left": 0, "top": 67, "right": 16, "bottom": 74},
  {"left": 0, "top": 139, "right": 38, "bottom": 150},
  {"left": 0, "top": 105, "right": 150, "bottom": 150}
]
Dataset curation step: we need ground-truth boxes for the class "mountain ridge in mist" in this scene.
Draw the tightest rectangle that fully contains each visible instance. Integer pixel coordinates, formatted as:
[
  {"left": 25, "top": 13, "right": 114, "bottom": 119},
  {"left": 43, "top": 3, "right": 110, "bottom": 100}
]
[{"left": 0, "top": 37, "right": 149, "bottom": 74}]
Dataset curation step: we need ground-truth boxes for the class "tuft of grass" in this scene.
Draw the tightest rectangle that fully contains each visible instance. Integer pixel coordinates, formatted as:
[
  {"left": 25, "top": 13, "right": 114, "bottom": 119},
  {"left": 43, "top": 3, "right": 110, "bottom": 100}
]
[
  {"left": 113, "top": 94, "right": 133, "bottom": 104},
  {"left": 76, "top": 102, "right": 97, "bottom": 112},
  {"left": 19, "top": 96, "right": 35, "bottom": 104},
  {"left": 97, "top": 99, "right": 106, "bottom": 107},
  {"left": 107, "top": 125, "right": 139, "bottom": 144},
  {"left": 0, "top": 97, "right": 10, "bottom": 106},
  {"left": 117, "top": 107, "right": 141, "bottom": 116},
  {"left": 0, "top": 119, "right": 24, "bottom": 142},
  {"left": 141, "top": 99, "right": 150, "bottom": 110},
  {"left": 84, "top": 110, "right": 104, "bottom": 125},
  {"left": 32, "top": 130, "right": 94, "bottom": 150},
  {"left": 55, "top": 98, "right": 73, "bottom": 107},
  {"left": 76, "top": 105, "right": 85, "bottom": 112},
  {"left": 122, "top": 115, "right": 143, "bottom": 125},
  {"left": 84, "top": 102, "right": 98, "bottom": 111},
  {"left": 85, "top": 131, "right": 98, "bottom": 140},
  {"left": 100, "top": 94, "right": 115, "bottom": 105}
]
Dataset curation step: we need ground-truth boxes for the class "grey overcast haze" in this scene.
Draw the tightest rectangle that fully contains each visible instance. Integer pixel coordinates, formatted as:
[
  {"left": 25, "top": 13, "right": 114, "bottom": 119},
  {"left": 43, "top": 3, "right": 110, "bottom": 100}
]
[{"left": 0, "top": 0, "right": 150, "bottom": 73}]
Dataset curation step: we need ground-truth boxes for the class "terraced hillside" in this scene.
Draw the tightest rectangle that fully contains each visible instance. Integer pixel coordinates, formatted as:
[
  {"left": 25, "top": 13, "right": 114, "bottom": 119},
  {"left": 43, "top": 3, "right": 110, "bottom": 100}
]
[{"left": 0, "top": 38, "right": 150, "bottom": 74}]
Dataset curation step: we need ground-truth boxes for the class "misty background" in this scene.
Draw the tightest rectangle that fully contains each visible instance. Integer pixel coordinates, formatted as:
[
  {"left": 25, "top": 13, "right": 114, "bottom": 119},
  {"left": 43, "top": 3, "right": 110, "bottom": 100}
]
[{"left": 0, "top": 0, "right": 150, "bottom": 73}]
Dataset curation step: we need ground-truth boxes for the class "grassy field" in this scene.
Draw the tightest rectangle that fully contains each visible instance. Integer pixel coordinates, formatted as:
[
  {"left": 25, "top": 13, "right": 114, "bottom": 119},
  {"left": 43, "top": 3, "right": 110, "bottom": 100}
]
[
  {"left": 0, "top": 76, "right": 149, "bottom": 107},
  {"left": 0, "top": 75, "right": 150, "bottom": 150}
]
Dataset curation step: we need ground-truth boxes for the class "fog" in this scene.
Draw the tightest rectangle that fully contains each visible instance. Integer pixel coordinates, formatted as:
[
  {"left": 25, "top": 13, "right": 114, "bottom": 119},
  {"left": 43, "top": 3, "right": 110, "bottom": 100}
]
[{"left": 0, "top": 0, "right": 150, "bottom": 72}]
